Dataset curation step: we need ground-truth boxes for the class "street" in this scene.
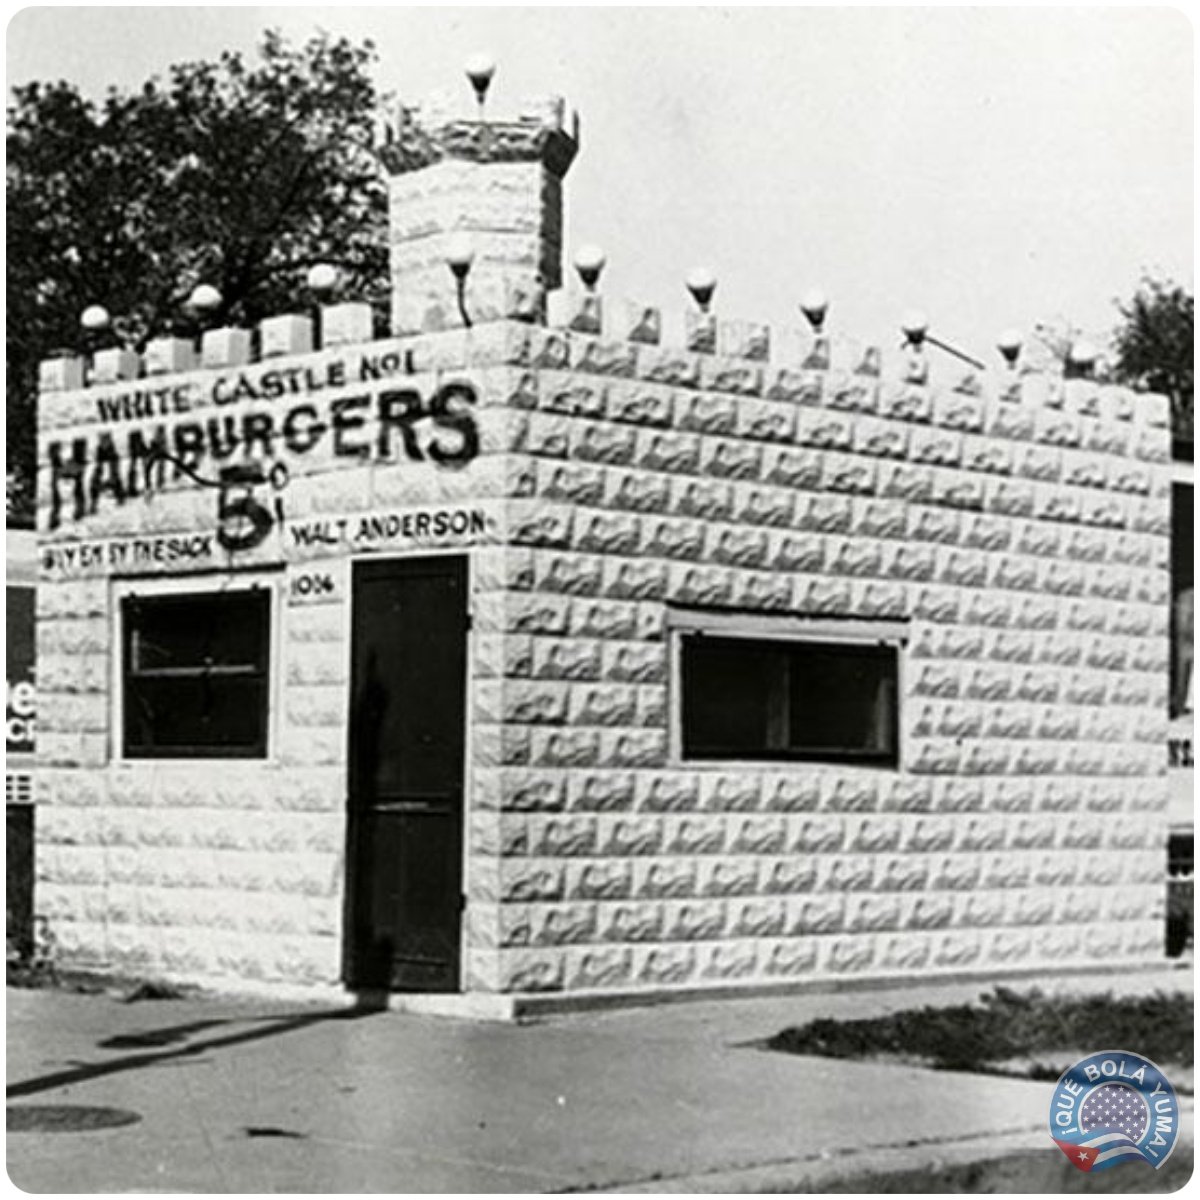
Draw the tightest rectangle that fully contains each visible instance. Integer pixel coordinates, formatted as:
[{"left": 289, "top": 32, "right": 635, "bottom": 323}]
[{"left": 8, "top": 972, "right": 1191, "bottom": 1192}]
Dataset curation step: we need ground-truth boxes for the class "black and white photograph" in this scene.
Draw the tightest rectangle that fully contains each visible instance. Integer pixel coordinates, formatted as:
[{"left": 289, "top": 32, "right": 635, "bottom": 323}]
[{"left": 5, "top": 5, "right": 1194, "bottom": 1192}]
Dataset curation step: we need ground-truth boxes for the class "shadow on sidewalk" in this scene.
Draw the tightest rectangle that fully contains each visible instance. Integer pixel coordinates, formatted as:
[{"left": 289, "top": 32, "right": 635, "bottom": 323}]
[
  {"left": 7, "top": 997, "right": 387, "bottom": 1101},
  {"left": 99, "top": 1018, "right": 232, "bottom": 1050}
]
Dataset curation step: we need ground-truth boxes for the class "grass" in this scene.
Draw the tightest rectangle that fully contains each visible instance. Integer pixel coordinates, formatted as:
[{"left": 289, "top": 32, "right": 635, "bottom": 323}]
[
  {"left": 767, "top": 986, "right": 1194, "bottom": 1089},
  {"left": 796, "top": 1146, "right": 1194, "bottom": 1194}
]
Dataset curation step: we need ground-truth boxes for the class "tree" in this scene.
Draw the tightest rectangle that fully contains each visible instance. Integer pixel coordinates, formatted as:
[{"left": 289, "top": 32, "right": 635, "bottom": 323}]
[
  {"left": 6, "top": 29, "right": 391, "bottom": 521},
  {"left": 1111, "top": 276, "right": 1194, "bottom": 453}
]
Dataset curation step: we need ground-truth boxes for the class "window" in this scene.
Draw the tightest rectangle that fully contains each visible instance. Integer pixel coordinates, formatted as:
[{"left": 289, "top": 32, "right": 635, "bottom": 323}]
[
  {"left": 122, "top": 589, "right": 271, "bottom": 758},
  {"left": 676, "top": 615, "right": 901, "bottom": 765}
]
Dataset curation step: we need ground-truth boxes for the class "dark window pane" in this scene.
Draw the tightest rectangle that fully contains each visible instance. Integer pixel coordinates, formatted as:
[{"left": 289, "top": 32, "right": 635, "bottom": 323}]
[
  {"left": 125, "top": 678, "right": 268, "bottom": 756},
  {"left": 787, "top": 643, "right": 895, "bottom": 756},
  {"left": 123, "top": 590, "right": 270, "bottom": 758},
  {"left": 129, "top": 592, "right": 269, "bottom": 673},
  {"left": 681, "top": 634, "right": 897, "bottom": 764},
  {"left": 682, "top": 642, "right": 784, "bottom": 756}
]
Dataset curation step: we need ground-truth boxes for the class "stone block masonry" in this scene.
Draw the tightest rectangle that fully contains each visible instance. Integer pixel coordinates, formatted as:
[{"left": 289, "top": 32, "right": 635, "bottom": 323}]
[
  {"left": 452, "top": 325, "right": 1169, "bottom": 995},
  {"left": 381, "top": 92, "right": 577, "bottom": 336},
  {"left": 31, "top": 82, "right": 1172, "bottom": 1001},
  {"left": 34, "top": 310, "right": 1172, "bottom": 997}
]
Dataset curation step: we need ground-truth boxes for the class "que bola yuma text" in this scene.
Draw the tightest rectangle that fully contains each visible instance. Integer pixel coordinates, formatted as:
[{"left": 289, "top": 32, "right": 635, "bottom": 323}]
[
  {"left": 1052, "top": 1055, "right": 1176, "bottom": 1152},
  {"left": 45, "top": 363, "right": 481, "bottom": 531}
]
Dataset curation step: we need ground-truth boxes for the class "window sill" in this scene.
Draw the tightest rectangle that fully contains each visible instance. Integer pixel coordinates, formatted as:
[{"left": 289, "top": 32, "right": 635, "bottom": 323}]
[{"left": 672, "top": 757, "right": 902, "bottom": 774}]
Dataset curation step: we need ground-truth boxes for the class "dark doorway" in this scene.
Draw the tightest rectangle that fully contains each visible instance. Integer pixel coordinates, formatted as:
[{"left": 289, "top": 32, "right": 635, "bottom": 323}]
[{"left": 345, "top": 556, "right": 468, "bottom": 992}]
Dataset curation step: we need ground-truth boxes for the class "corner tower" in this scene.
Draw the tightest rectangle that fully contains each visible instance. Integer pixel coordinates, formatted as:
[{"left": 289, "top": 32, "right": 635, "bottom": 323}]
[{"left": 379, "top": 76, "right": 578, "bottom": 335}]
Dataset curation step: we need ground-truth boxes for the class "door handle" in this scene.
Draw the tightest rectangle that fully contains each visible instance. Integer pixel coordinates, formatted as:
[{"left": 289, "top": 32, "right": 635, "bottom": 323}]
[{"left": 371, "top": 799, "right": 449, "bottom": 814}]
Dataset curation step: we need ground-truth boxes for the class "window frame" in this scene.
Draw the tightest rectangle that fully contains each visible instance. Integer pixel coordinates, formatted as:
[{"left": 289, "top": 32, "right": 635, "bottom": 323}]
[
  {"left": 113, "top": 574, "right": 281, "bottom": 763},
  {"left": 667, "top": 608, "right": 907, "bottom": 769}
]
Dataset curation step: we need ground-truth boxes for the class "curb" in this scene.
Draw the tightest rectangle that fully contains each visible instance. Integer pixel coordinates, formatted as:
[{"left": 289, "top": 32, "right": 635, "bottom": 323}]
[
  {"left": 589, "top": 1128, "right": 1046, "bottom": 1193},
  {"left": 591, "top": 1127, "right": 1196, "bottom": 1194}
]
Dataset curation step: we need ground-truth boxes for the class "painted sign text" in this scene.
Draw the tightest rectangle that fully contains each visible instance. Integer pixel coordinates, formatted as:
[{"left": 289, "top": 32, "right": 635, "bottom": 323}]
[{"left": 47, "top": 367, "right": 480, "bottom": 531}]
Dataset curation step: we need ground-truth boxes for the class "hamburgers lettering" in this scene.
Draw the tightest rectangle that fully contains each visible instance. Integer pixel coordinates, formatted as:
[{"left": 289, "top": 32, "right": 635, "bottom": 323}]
[{"left": 45, "top": 382, "right": 480, "bottom": 530}]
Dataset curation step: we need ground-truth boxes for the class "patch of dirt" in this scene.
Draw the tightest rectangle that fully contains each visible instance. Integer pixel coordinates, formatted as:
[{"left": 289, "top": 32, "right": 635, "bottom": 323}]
[
  {"left": 768, "top": 987, "right": 1193, "bottom": 1089},
  {"left": 6, "top": 963, "right": 197, "bottom": 1001}
]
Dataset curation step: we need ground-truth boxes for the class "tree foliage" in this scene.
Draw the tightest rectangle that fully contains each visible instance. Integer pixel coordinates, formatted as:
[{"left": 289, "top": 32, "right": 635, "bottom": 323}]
[
  {"left": 1111, "top": 276, "right": 1194, "bottom": 449},
  {"left": 6, "top": 29, "right": 390, "bottom": 520}
]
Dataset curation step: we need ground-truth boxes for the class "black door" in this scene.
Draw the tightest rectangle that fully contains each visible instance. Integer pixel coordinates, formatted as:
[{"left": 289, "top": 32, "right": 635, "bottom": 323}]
[{"left": 345, "top": 556, "right": 468, "bottom": 991}]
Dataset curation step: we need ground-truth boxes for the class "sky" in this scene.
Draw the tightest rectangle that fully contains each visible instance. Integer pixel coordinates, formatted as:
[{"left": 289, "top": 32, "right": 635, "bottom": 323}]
[{"left": 6, "top": 6, "right": 1194, "bottom": 363}]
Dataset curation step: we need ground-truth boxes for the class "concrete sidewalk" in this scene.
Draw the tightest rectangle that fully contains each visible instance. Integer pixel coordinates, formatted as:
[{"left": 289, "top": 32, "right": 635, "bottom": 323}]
[{"left": 6, "top": 969, "right": 1193, "bottom": 1193}]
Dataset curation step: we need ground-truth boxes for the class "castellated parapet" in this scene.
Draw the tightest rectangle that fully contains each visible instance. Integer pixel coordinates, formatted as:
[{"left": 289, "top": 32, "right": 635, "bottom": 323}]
[{"left": 31, "top": 85, "right": 1172, "bottom": 1006}]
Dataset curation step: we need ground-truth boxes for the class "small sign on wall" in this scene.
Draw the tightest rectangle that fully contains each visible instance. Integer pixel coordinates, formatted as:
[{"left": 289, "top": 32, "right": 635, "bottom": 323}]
[
  {"left": 6, "top": 585, "right": 36, "bottom": 755},
  {"left": 42, "top": 532, "right": 224, "bottom": 578},
  {"left": 1168, "top": 715, "right": 1193, "bottom": 830},
  {"left": 285, "top": 504, "right": 499, "bottom": 556},
  {"left": 286, "top": 563, "right": 347, "bottom": 606}
]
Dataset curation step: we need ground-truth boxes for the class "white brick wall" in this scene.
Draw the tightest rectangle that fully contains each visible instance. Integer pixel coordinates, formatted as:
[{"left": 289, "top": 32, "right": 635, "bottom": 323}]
[{"left": 35, "top": 311, "right": 1172, "bottom": 996}]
